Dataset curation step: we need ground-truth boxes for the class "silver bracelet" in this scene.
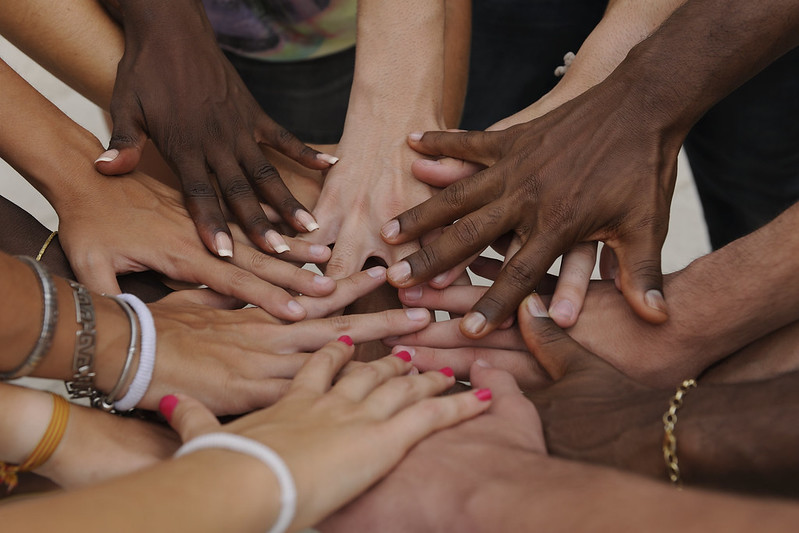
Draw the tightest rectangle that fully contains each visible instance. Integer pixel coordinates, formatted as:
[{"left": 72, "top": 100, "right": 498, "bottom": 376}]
[
  {"left": 1, "top": 256, "right": 59, "bottom": 380},
  {"left": 64, "top": 280, "right": 97, "bottom": 399},
  {"left": 92, "top": 295, "right": 140, "bottom": 412}
]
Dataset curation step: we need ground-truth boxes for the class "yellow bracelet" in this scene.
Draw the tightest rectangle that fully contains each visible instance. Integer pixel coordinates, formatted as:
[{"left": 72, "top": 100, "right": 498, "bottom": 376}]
[
  {"left": 35, "top": 230, "right": 58, "bottom": 262},
  {"left": 662, "top": 378, "right": 697, "bottom": 487},
  {"left": 0, "top": 393, "right": 70, "bottom": 493}
]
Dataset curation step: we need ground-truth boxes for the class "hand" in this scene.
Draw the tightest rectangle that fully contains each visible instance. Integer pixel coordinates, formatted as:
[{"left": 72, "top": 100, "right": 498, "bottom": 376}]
[
  {"left": 383, "top": 82, "right": 682, "bottom": 338},
  {"left": 319, "top": 360, "right": 544, "bottom": 532},
  {"left": 57, "top": 170, "right": 334, "bottom": 321},
  {"left": 128, "top": 271, "right": 436, "bottom": 415},
  {"left": 96, "top": 0, "right": 337, "bottom": 256},
  {"left": 165, "top": 338, "right": 492, "bottom": 532}
]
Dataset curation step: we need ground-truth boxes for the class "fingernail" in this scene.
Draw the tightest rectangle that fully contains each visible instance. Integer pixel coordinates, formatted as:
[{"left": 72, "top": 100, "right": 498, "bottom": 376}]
[
  {"left": 387, "top": 261, "right": 412, "bottom": 284},
  {"left": 392, "top": 346, "right": 416, "bottom": 357},
  {"left": 645, "top": 289, "right": 666, "bottom": 314},
  {"left": 439, "top": 367, "right": 454, "bottom": 377},
  {"left": 310, "top": 244, "right": 330, "bottom": 258},
  {"left": 265, "top": 230, "right": 290, "bottom": 254},
  {"left": 408, "top": 367, "right": 420, "bottom": 376},
  {"left": 295, "top": 210, "right": 320, "bottom": 232},
  {"left": 526, "top": 294, "right": 549, "bottom": 318},
  {"left": 418, "top": 159, "right": 441, "bottom": 166},
  {"left": 94, "top": 148, "right": 119, "bottom": 163},
  {"left": 408, "top": 132, "right": 423, "bottom": 142},
  {"left": 338, "top": 335, "right": 353, "bottom": 346},
  {"left": 474, "top": 388, "right": 492, "bottom": 401},
  {"left": 381, "top": 219, "right": 400, "bottom": 240},
  {"left": 431, "top": 272, "right": 448, "bottom": 286},
  {"left": 159, "top": 394, "right": 179, "bottom": 422},
  {"left": 214, "top": 232, "right": 233, "bottom": 258},
  {"left": 287, "top": 300, "right": 304, "bottom": 316},
  {"left": 475, "top": 359, "right": 492, "bottom": 368},
  {"left": 313, "top": 275, "right": 334, "bottom": 290},
  {"left": 316, "top": 153, "right": 339, "bottom": 165},
  {"left": 548, "top": 300, "right": 573, "bottom": 322},
  {"left": 366, "top": 266, "right": 386, "bottom": 279},
  {"left": 393, "top": 350, "right": 412, "bottom": 362},
  {"left": 461, "top": 312, "right": 487, "bottom": 335},
  {"left": 401, "top": 285, "right": 423, "bottom": 301},
  {"left": 405, "top": 308, "right": 429, "bottom": 321}
]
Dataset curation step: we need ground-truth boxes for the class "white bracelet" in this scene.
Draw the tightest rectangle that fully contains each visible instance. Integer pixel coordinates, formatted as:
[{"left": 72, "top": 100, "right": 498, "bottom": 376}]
[
  {"left": 175, "top": 433, "right": 297, "bottom": 533},
  {"left": 113, "top": 294, "right": 156, "bottom": 411}
]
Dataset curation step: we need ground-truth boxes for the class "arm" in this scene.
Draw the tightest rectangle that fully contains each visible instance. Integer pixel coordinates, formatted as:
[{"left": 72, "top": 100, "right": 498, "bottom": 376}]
[{"left": 383, "top": 0, "right": 799, "bottom": 337}]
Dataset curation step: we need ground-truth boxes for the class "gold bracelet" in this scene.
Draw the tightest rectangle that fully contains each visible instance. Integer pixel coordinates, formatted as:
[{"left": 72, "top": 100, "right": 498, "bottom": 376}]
[
  {"left": 663, "top": 378, "right": 697, "bottom": 487},
  {"left": 35, "top": 230, "right": 58, "bottom": 262},
  {"left": 0, "top": 393, "right": 70, "bottom": 493}
]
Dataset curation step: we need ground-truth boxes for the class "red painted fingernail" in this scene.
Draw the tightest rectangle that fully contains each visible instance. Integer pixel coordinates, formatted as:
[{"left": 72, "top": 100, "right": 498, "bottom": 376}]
[
  {"left": 337, "top": 335, "right": 353, "bottom": 346},
  {"left": 393, "top": 350, "right": 412, "bottom": 362},
  {"left": 439, "top": 367, "right": 454, "bottom": 377},
  {"left": 159, "top": 395, "right": 179, "bottom": 422},
  {"left": 474, "top": 388, "right": 492, "bottom": 402}
]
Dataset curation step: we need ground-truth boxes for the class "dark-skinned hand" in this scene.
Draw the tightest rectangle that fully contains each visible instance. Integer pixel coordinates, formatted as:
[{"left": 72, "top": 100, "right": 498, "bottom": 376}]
[
  {"left": 96, "top": 0, "right": 337, "bottom": 257},
  {"left": 383, "top": 78, "right": 684, "bottom": 338}
]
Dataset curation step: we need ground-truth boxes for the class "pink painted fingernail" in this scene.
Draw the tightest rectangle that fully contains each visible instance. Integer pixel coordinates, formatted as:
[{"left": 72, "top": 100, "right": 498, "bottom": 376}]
[
  {"left": 393, "top": 350, "right": 412, "bottom": 362},
  {"left": 401, "top": 286, "right": 423, "bottom": 301},
  {"left": 439, "top": 367, "right": 454, "bottom": 377},
  {"left": 381, "top": 219, "right": 400, "bottom": 240},
  {"left": 265, "top": 230, "right": 290, "bottom": 254},
  {"left": 461, "top": 312, "right": 487, "bottom": 336},
  {"left": 338, "top": 335, "right": 353, "bottom": 346},
  {"left": 159, "top": 395, "right": 179, "bottom": 422},
  {"left": 94, "top": 148, "right": 119, "bottom": 163},
  {"left": 316, "top": 153, "right": 339, "bottom": 165},
  {"left": 295, "top": 210, "right": 320, "bottom": 232},
  {"left": 214, "top": 232, "right": 233, "bottom": 258},
  {"left": 408, "top": 132, "right": 424, "bottom": 142},
  {"left": 387, "top": 261, "right": 412, "bottom": 284},
  {"left": 474, "top": 388, "right": 492, "bottom": 402}
]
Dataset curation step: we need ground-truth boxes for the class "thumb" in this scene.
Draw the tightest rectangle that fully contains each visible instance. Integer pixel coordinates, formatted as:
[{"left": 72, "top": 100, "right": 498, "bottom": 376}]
[
  {"left": 613, "top": 233, "right": 668, "bottom": 325},
  {"left": 407, "top": 129, "right": 505, "bottom": 167},
  {"left": 70, "top": 256, "right": 122, "bottom": 296},
  {"left": 96, "top": 104, "right": 148, "bottom": 175},
  {"left": 518, "top": 293, "right": 596, "bottom": 381},
  {"left": 159, "top": 394, "right": 221, "bottom": 443}
]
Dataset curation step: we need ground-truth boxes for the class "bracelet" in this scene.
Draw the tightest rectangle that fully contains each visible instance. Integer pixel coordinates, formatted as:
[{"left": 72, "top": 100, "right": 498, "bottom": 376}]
[
  {"left": 1, "top": 256, "right": 59, "bottom": 381},
  {"left": 114, "top": 294, "right": 156, "bottom": 412},
  {"left": 64, "top": 281, "right": 98, "bottom": 399},
  {"left": 0, "top": 393, "right": 70, "bottom": 493},
  {"left": 35, "top": 230, "right": 58, "bottom": 262},
  {"left": 175, "top": 433, "right": 296, "bottom": 533},
  {"left": 663, "top": 378, "right": 697, "bottom": 487},
  {"left": 92, "top": 295, "right": 140, "bottom": 412}
]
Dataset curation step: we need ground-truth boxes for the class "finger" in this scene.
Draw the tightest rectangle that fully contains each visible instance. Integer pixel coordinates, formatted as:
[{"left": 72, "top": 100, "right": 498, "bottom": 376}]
[
  {"left": 406, "top": 129, "right": 505, "bottom": 166},
  {"left": 289, "top": 337, "right": 355, "bottom": 395},
  {"left": 613, "top": 232, "right": 668, "bottom": 324},
  {"left": 518, "top": 293, "right": 598, "bottom": 380},
  {"left": 157, "top": 288, "right": 243, "bottom": 309},
  {"left": 599, "top": 243, "right": 620, "bottom": 281},
  {"left": 410, "top": 157, "right": 484, "bottom": 188},
  {"left": 70, "top": 255, "right": 122, "bottom": 296},
  {"left": 398, "top": 284, "right": 487, "bottom": 315},
  {"left": 97, "top": 103, "right": 148, "bottom": 175},
  {"left": 278, "top": 307, "right": 431, "bottom": 352},
  {"left": 276, "top": 238, "right": 331, "bottom": 265},
  {"left": 255, "top": 115, "right": 333, "bottom": 171},
  {"left": 161, "top": 393, "right": 220, "bottom": 442},
  {"left": 385, "top": 319, "right": 525, "bottom": 351},
  {"left": 176, "top": 158, "right": 234, "bottom": 258},
  {"left": 468, "top": 255, "right": 503, "bottom": 281},
  {"left": 363, "top": 367, "right": 457, "bottom": 418},
  {"left": 381, "top": 168, "right": 503, "bottom": 246},
  {"left": 463, "top": 233, "right": 561, "bottom": 338},
  {"left": 332, "top": 353, "right": 414, "bottom": 402},
  {"left": 231, "top": 245, "right": 335, "bottom": 297},
  {"left": 324, "top": 239, "right": 368, "bottom": 280},
  {"left": 548, "top": 242, "right": 597, "bottom": 328},
  {"left": 297, "top": 266, "right": 387, "bottom": 319}
]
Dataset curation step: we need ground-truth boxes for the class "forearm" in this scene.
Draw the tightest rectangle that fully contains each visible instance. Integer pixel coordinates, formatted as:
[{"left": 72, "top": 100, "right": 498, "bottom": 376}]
[{"left": 442, "top": 0, "right": 471, "bottom": 128}]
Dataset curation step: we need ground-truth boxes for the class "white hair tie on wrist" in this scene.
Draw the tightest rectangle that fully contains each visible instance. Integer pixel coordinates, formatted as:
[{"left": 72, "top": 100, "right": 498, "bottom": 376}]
[
  {"left": 175, "top": 433, "right": 297, "bottom": 533},
  {"left": 114, "top": 293, "right": 156, "bottom": 411}
]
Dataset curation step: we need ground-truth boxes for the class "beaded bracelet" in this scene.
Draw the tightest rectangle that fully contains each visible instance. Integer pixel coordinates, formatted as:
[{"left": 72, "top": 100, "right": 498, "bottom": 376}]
[
  {"left": 114, "top": 294, "right": 156, "bottom": 412},
  {"left": 64, "top": 281, "right": 97, "bottom": 399},
  {"left": 92, "top": 295, "right": 140, "bottom": 412},
  {"left": 663, "top": 378, "right": 697, "bottom": 487},
  {"left": 0, "top": 393, "right": 70, "bottom": 493},
  {"left": 175, "top": 433, "right": 297, "bottom": 533},
  {"left": 1, "top": 256, "right": 59, "bottom": 381}
]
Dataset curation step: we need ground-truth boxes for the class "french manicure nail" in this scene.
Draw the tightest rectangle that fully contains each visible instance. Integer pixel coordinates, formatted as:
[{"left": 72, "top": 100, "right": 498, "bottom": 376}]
[
  {"left": 645, "top": 289, "right": 667, "bottom": 314},
  {"left": 474, "top": 388, "right": 492, "bottom": 402},
  {"left": 549, "top": 300, "right": 573, "bottom": 322},
  {"left": 402, "top": 286, "right": 423, "bottom": 301},
  {"left": 439, "top": 367, "right": 454, "bottom": 377},
  {"left": 338, "top": 335, "right": 353, "bottom": 346},
  {"left": 526, "top": 294, "right": 549, "bottom": 318},
  {"left": 265, "top": 230, "right": 290, "bottom": 254},
  {"left": 295, "top": 210, "right": 320, "bottom": 232},
  {"left": 393, "top": 351, "right": 412, "bottom": 362},
  {"left": 316, "top": 153, "right": 339, "bottom": 165},
  {"left": 461, "top": 312, "right": 487, "bottom": 335},
  {"left": 366, "top": 266, "right": 386, "bottom": 279},
  {"left": 387, "top": 261, "right": 412, "bottom": 284},
  {"left": 405, "top": 308, "right": 429, "bottom": 321},
  {"left": 159, "top": 394, "right": 179, "bottom": 422},
  {"left": 214, "top": 232, "right": 233, "bottom": 258},
  {"left": 408, "top": 132, "right": 423, "bottom": 142},
  {"left": 94, "top": 149, "right": 119, "bottom": 164},
  {"left": 381, "top": 219, "right": 400, "bottom": 240},
  {"left": 287, "top": 300, "right": 304, "bottom": 315}
]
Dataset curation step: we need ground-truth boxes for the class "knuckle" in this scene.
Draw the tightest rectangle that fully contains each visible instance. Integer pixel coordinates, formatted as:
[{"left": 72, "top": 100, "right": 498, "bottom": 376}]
[
  {"left": 442, "top": 181, "right": 468, "bottom": 210},
  {"left": 182, "top": 180, "right": 217, "bottom": 199},
  {"left": 452, "top": 217, "right": 484, "bottom": 248},
  {"left": 222, "top": 176, "right": 254, "bottom": 200},
  {"left": 226, "top": 268, "right": 253, "bottom": 290},
  {"left": 327, "top": 314, "right": 354, "bottom": 333},
  {"left": 251, "top": 163, "right": 281, "bottom": 187},
  {"left": 503, "top": 260, "right": 537, "bottom": 292}
]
